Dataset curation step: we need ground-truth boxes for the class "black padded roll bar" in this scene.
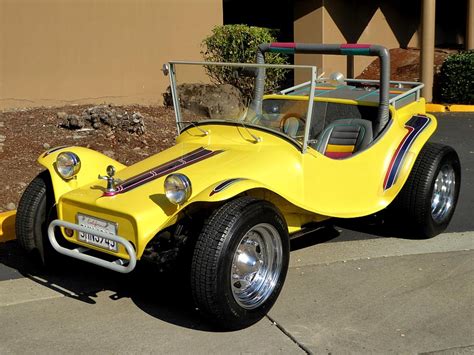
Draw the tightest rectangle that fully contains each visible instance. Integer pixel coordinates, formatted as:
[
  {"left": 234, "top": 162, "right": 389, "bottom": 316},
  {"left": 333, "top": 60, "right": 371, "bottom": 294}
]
[{"left": 255, "top": 43, "right": 390, "bottom": 135}]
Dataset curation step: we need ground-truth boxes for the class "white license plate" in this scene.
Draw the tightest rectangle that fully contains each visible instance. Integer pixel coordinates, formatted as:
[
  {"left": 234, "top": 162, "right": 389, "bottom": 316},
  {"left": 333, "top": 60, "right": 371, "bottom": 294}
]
[{"left": 77, "top": 214, "right": 118, "bottom": 252}]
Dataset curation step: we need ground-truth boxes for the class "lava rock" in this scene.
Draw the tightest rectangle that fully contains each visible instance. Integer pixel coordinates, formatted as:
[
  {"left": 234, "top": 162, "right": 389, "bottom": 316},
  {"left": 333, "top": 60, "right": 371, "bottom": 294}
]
[
  {"left": 58, "top": 104, "right": 146, "bottom": 135},
  {"left": 67, "top": 114, "right": 85, "bottom": 129}
]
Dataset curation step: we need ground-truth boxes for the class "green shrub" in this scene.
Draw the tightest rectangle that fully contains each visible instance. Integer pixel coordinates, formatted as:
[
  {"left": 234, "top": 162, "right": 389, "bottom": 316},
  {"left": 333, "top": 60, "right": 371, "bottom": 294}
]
[
  {"left": 437, "top": 51, "right": 474, "bottom": 104},
  {"left": 201, "top": 25, "right": 289, "bottom": 99}
]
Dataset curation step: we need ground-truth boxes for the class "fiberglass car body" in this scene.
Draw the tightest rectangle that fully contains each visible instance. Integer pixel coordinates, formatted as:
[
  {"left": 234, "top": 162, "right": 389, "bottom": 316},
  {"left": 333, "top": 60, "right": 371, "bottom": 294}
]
[{"left": 16, "top": 43, "right": 461, "bottom": 329}]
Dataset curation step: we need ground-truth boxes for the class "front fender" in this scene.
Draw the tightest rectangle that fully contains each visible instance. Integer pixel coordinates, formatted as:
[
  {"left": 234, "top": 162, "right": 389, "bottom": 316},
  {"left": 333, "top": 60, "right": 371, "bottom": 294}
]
[
  {"left": 190, "top": 178, "right": 267, "bottom": 203},
  {"left": 179, "top": 178, "right": 326, "bottom": 234},
  {"left": 38, "top": 146, "right": 126, "bottom": 203}
]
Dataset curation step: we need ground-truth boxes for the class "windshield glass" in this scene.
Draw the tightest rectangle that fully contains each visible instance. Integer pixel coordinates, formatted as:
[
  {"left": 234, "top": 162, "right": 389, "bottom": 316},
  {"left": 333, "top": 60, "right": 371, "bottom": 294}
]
[{"left": 167, "top": 62, "right": 317, "bottom": 148}]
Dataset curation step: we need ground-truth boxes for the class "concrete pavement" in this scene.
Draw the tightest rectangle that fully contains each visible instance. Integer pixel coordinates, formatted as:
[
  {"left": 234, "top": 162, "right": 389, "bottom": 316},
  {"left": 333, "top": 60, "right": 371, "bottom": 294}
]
[
  {"left": 277, "top": 230, "right": 473, "bottom": 354},
  {"left": 0, "top": 231, "right": 473, "bottom": 354}
]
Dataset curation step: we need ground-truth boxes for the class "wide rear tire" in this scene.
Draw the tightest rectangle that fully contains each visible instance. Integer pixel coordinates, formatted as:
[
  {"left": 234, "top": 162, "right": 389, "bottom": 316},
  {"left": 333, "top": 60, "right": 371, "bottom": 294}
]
[
  {"left": 391, "top": 143, "right": 461, "bottom": 238},
  {"left": 190, "top": 197, "right": 289, "bottom": 329}
]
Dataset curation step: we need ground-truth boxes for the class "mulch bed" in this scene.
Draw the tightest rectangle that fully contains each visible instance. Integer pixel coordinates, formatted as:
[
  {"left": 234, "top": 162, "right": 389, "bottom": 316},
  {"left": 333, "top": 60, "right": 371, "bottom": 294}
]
[{"left": 0, "top": 105, "right": 176, "bottom": 212}]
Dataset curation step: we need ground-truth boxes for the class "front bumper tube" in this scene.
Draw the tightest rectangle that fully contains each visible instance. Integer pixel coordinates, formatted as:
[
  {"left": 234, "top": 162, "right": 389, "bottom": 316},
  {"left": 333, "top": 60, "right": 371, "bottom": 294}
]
[{"left": 48, "top": 219, "right": 137, "bottom": 273}]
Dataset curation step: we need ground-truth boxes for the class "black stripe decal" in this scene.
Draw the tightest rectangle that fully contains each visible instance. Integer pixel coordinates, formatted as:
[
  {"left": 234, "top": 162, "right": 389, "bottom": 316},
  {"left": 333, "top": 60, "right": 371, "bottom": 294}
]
[
  {"left": 210, "top": 178, "right": 246, "bottom": 196},
  {"left": 103, "top": 147, "right": 223, "bottom": 196}
]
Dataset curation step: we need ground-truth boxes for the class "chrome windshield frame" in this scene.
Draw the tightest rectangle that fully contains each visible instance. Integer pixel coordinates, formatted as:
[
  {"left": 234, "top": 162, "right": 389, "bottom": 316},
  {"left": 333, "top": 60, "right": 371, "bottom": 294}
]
[{"left": 166, "top": 61, "right": 318, "bottom": 153}]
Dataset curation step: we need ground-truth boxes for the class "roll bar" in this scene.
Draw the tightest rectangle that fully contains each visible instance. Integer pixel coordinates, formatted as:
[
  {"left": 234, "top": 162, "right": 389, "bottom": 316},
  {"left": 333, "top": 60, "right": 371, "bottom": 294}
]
[{"left": 254, "top": 43, "right": 391, "bottom": 135}]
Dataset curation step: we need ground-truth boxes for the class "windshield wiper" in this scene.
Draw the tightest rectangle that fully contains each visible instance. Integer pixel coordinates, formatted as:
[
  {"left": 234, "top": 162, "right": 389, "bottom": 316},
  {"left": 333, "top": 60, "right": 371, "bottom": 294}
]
[
  {"left": 239, "top": 120, "right": 262, "bottom": 143},
  {"left": 178, "top": 121, "right": 209, "bottom": 136},
  {"left": 238, "top": 103, "right": 261, "bottom": 143}
]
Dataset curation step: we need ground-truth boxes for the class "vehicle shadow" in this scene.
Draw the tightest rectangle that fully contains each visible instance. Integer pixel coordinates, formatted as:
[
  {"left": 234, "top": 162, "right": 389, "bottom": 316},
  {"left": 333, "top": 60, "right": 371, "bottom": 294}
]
[
  {"left": 0, "top": 240, "right": 218, "bottom": 331},
  {"left": 290, "top": 224, "right": 341, "bottom": 251},
  {"left": 0, "top": 220, "right": 394, "bottom": 332},
  {"left": 333, "top": 214, "right": 428, "bottom": 241},
  {"left": 290, "top": 214, "right": 425, "bottom": 251}
]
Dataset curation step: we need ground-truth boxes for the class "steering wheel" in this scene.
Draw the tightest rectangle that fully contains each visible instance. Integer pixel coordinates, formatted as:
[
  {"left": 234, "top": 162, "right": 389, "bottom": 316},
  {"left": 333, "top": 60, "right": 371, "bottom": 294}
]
[{"left": 279, "top": 113, "right": 306, "bottom": 136}]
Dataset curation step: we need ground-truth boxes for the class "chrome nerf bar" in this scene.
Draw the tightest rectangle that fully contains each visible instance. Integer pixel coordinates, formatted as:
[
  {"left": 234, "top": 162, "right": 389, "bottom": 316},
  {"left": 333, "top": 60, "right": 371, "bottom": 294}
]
[{"left": 48, "top": 219, "right": 137, "bottom": 273}]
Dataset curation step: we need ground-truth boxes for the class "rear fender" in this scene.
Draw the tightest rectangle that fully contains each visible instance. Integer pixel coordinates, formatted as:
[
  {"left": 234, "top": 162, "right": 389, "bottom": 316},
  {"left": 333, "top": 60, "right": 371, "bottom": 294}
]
[
  {"left": 38, "top": 146, "right": 126, "bottom": 203},
  {"left": 383, "top": 112, "right": 438, "bottom": 201}
]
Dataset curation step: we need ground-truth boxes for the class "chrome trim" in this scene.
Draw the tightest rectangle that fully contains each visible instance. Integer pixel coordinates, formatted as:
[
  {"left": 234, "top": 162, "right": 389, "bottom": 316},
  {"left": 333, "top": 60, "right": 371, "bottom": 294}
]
[
  {"left": 164, "top": 173, "right": 192, "bottom": 205},
  {"left": 231, "top": 223, "right": 283, "bottom": 310},
  {"left": 302, "top": 66, "right": 317, "bottom": 153},
  {"left": 98, "top": 165, "right": 122, "bottom": 193},
  {"left": 168, "top": 62, "right": 182, "bottom": 134},
  {"left": 168, "top": 61, "right": 317, "bottom": 70},
  {"left": 48, "top": 219, "right": 137, "bottom": 273},
  {"left": 56, "top": 151, "right": 81, "bottom": 180},
  {"left": 431, "top": 164, "right": 456, "bottom": 223}
]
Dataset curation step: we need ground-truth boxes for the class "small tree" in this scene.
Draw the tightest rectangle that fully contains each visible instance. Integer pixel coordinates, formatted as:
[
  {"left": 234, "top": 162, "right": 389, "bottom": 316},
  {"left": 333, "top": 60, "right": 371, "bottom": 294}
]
[
  {"left": 437, "top": 50, "right": 474, "bottom": 104},
  {"left": 201, "top": 25, "right": 289, "bottom": 99}
]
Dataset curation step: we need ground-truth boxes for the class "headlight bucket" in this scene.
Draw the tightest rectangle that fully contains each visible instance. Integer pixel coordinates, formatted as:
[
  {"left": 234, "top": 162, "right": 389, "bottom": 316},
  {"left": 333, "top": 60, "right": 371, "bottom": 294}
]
[
  {"left": 164, "top": 173, "right": 192, "bottom": 205},
  {"left": 56, "top": 152, "right": 81, "bottom": 179}
]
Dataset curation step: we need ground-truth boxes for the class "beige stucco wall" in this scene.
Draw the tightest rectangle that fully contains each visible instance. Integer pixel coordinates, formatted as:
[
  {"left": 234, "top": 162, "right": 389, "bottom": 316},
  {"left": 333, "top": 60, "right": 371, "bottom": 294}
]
[
  {"left": 0, "top": 0, "right": 222, "bottom": 109},
  {"left": 294, "top": 1, "right": 420, "bottom": 78}
]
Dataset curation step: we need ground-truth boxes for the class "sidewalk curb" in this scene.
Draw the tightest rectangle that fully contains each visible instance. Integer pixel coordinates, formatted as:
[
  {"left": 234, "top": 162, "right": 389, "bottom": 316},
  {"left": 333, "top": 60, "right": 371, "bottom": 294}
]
[
  {"left": 0, "top": 210, "right": 16, "bottom": 243},
  {"left": 426, "top": 103, "right": 474, "bottom": 113},
  {"left": 449, "top": 105, "right": 474, "bottom": 112},
  {"left": 426, "top": 104, "right": 446, "bottom": 112}
]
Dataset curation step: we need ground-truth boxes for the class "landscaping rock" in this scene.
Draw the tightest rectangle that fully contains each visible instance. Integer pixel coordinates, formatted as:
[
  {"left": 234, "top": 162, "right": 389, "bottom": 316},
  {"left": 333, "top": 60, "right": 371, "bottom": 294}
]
[
  {"left": 57, "top": 112, "right": 67, "bottom": 120},
  {"left": 164, "top": 83, "right": 245, "bottom": 119},
  {"left": 58, "top": 104, "right": 146, "bottom": 135}
]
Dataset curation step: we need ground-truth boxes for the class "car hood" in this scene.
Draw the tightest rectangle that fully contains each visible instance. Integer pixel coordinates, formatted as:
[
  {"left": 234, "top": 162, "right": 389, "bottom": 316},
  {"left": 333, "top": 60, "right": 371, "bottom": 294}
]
[{"left": 57, "top": 124, "right": 305, "bottom": 254}]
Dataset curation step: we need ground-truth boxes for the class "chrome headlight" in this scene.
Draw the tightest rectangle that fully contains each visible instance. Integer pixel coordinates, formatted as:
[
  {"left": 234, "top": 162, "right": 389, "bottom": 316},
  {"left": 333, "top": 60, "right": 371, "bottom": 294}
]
[
  {"left": 164, "top": 174, "right": 192, "bottom": 205},
  {"left": 56, "top": 152, "right": 81, "bottom": 179}
]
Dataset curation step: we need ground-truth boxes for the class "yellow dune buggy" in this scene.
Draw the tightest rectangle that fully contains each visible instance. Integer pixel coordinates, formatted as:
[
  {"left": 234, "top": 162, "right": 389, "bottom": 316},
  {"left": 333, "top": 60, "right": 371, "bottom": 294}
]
[{"left": 16, "top": 43, "right": 461, "bottom": 329}]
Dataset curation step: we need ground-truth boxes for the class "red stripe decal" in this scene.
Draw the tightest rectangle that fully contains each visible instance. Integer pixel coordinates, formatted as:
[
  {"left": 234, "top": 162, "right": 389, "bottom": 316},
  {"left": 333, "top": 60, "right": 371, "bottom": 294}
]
[
  {"left": 340, "top": 43, "right": 371, "bottom": 49},
  {"left": 270, "top": 42, "right": 296, "bottom": 48}
]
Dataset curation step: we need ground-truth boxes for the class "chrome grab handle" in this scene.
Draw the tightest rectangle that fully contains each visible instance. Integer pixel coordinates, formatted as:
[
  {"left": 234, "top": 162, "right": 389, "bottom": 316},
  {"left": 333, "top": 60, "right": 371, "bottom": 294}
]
[
  {"left": 98, "top": 174, "right": 122, "bottom": 193},
  {"left": 98, "top": 164, "right": 122, "bottom": 193},
  {"left": 48, "top": 219, "right": 137, "bottom": 273}
]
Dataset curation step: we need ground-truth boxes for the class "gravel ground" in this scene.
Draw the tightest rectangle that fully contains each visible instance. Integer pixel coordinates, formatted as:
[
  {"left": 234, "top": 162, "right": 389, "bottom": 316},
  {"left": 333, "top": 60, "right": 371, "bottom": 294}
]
[{"left": 0, "top": 104, "right": 176, "bottom": 212}]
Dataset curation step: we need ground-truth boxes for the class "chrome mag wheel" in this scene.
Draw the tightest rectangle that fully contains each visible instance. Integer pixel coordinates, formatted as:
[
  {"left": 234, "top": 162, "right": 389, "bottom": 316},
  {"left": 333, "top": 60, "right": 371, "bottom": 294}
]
[
  {"left": 230, "top": 223, "right": 283, "bottom": 310},
  {"left": 431, "top": 164, "right": 456, "bottom": 223}
]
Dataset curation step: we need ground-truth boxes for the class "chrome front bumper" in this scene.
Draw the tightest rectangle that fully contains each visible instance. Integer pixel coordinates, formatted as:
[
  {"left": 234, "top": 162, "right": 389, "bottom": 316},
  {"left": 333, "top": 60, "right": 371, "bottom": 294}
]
[{"left": 48, "top": 219, "right": 137, "bottom": 273}]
